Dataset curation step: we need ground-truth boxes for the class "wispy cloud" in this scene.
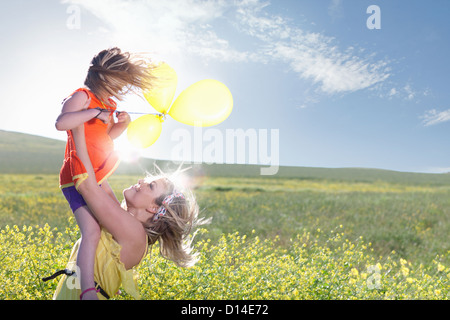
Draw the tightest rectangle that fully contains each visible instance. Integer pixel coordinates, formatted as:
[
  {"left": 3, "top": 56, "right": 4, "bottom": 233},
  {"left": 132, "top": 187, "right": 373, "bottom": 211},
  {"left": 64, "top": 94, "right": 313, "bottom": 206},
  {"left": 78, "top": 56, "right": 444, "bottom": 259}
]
[
  {"left": 421, "top": 109, "right": 450, "bottom": 126},
  {"left": 328, "top": 0, "right": 344, "bottom": 21},
  {"left": 63, "top": 0, "right": 244, "bottom": 61},
  {"left": 64, "top": 0, "right": 391, "bottom": 95},
  {"left": 234, "top": 0, "right": 391, "bottom": 94},
  {"left": 382, "top": 83, "right": 425, "bottom": 101}
]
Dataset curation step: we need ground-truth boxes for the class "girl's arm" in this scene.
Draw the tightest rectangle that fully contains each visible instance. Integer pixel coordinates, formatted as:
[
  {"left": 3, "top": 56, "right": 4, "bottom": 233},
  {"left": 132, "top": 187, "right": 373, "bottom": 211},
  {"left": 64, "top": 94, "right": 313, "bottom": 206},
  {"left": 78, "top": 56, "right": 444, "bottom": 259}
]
[
  {"left": 56, "top": 91, "right": 97, "bottom": 178},
  {"left": 56, "top": 91, "right": 110, "bottom": 179},
  {"left": 55, "top": 91, "right": 109, "bottom": 131}
]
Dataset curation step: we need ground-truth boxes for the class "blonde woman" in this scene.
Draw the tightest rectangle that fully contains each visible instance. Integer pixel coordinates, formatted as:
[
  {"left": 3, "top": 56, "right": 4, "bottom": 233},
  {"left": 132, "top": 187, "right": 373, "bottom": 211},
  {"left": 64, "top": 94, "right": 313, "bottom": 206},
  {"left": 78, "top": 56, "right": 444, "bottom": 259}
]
[
  {"left": 55, "top": 47, "right": 154, "bottom": 299},
  {"left": 50, "top": 152, "right": 204, "bottom": 299}
]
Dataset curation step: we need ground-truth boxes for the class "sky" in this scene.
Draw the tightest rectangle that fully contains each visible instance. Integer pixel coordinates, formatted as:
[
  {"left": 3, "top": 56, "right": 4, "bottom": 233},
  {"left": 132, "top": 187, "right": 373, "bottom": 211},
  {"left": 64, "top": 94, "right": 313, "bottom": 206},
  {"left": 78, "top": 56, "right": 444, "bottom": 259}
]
[{"left": 1, "top": 0, "right": 450, "bottom": 173}]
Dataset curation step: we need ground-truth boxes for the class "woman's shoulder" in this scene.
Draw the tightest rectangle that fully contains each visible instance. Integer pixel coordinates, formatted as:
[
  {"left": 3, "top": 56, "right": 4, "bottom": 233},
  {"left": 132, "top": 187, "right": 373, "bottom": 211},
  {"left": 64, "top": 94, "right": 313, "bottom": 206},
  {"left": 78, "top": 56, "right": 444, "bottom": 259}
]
[{"left": 115, "top": 224, "right": 149, "bottom": 270}]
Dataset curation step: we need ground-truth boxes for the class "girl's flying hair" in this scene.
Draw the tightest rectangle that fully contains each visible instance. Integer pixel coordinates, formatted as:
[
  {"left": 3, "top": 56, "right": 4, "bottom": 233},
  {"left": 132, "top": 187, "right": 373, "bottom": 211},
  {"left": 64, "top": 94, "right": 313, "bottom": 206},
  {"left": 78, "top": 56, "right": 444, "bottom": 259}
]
[{"left": 84, "top": 47, "right": 154, "bottom": 105}]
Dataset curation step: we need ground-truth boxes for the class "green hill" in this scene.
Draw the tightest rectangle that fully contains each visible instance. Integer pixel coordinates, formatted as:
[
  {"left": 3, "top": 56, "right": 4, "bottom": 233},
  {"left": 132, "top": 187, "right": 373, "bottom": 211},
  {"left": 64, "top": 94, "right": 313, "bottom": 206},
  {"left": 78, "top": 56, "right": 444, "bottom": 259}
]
[
  {"left": 1, "top": 129, "right": 450, "bottom": 185},
  {"left": 0, "top": 130, "right": 66, "bottom": 174}
]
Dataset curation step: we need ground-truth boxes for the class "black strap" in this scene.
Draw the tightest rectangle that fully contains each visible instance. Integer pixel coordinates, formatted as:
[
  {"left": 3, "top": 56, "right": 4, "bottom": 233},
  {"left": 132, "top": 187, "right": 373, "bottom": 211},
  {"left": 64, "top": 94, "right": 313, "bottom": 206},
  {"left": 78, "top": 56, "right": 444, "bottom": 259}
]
[
  {"left": 42, "top": 269, "right": 110, "bottom": 299},
  {"left": 42, "top": 269, "right": 75, "bottom": 282},
  {"left": 95, "top": 282, "right": 110, "bottom": 299},
  {"left": 94, "top": 107, "right": 104, "bottom": 118}
]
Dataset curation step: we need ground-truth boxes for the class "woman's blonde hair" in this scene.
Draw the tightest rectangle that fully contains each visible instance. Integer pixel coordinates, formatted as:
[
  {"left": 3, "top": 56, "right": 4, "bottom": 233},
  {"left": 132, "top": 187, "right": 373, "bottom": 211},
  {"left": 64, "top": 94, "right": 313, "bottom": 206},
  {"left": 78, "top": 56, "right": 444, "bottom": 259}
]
[
  {"left": 84, "top": 47, "right": 154, "bottom": 104},
  {"left": 143, "top": 170, "right": 210, "bottom": 268}
]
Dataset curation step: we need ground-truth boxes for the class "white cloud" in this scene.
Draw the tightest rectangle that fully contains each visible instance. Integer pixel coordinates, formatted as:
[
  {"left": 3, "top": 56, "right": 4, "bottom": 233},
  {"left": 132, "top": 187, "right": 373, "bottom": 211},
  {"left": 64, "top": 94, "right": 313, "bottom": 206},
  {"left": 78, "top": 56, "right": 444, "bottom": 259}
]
[
  {"left": 63, "top": 0, "right": 244, "bottom": 62},
  {"left": 389, "top": 87, "right": 398, "bottom": 97},
  {"left": 234, "top": 1, "right": 391, "bottom": 94},
  {"left": 328, "top": 0, "right": 344, "bottom": 20},
  {"left": 380, "top": 83, "right": 426, "bottom": 102},
  {"left": 270, "top": 41, "right": 389, "bottom": 94},
  {"left": 64, "top": 0, "right": 391, "bottom": 95},
  {"left": 403, "top": 84, "right": 416, "bottom": 101},
  {"left": 421, "top": 109, "right": 450, "bottom": 126}
]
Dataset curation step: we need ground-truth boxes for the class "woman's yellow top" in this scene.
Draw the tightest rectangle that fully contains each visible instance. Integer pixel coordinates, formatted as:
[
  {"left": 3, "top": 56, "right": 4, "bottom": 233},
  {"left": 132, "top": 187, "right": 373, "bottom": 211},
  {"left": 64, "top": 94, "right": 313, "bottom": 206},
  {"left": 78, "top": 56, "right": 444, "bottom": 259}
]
[{"left": 53, "top": 229, "right": 147, "bottom": 300}]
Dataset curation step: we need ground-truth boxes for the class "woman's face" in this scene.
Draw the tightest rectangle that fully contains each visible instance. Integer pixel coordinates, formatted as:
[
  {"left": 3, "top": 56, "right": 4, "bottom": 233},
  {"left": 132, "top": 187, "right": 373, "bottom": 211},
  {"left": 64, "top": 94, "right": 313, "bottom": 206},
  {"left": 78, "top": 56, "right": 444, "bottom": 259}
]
[{"left": 123, "top": 178, "right": 168, "bottom": 214}]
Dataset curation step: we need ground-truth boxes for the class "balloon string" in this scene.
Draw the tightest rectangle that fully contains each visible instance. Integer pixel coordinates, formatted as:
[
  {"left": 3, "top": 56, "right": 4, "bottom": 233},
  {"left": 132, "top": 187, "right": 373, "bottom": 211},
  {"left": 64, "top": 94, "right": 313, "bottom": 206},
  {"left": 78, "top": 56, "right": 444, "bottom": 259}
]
[
  {"left": 116, "top": 111, "right": 166, "bottom": 121},
  {"left": 116, "top": 111, "right": 162, "bottom": 116},
  {"left": 116, "top": 111, "right": 163, "bottom": 116}
]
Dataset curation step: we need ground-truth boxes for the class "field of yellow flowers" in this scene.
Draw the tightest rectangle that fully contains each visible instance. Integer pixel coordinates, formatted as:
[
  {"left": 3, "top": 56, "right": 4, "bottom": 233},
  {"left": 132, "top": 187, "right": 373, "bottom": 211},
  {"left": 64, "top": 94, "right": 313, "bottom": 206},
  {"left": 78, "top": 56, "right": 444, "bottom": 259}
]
[{"left": 0, "top": 173, "right": 448, "bottom": 299}]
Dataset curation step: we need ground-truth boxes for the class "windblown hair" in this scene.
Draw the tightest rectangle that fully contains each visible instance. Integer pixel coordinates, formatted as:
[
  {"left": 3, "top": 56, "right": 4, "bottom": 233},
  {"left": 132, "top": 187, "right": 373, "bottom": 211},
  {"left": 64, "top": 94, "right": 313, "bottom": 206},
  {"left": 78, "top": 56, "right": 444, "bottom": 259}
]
[
  {"left": 84, "top": 47, "right": 154, "bottom": 105},
  {"left": 143, "top": 170, "right": 210, "bottom": 268}
]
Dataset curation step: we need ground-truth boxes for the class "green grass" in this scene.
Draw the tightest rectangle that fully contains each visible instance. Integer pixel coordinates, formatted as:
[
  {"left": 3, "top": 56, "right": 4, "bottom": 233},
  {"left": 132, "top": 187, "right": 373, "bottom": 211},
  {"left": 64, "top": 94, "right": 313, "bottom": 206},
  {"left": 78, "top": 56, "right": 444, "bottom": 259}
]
[
  {"left": 0, "top": 173, "right": 448, "bottom": 299},
  {"left": 1, "top": 173, "right": 449, "bottom": 266},
  {"left": 0, "top": 131, "right": 449, "bottom": 299},
  {"left": 193, "top": 176, "right": 450, "bottom": 264}
]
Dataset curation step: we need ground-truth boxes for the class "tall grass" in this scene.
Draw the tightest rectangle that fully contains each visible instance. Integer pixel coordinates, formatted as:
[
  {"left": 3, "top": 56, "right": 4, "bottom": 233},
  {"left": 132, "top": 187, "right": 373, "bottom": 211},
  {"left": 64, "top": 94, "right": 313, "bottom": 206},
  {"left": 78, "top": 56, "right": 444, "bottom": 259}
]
[{"left": 0, "top": 173, "right": 448, "bottom": 299}]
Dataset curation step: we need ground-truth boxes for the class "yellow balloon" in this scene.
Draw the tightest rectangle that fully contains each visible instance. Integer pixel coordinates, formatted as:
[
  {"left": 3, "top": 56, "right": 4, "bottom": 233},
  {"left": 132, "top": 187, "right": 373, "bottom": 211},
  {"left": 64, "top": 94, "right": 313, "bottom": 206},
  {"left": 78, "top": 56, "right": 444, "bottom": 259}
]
[
  {"left": 169, "top": 79, "right": 233, "bottom": 127},
  {"left": 127, "top": 115, "right": 163, "bottom": 149},
  {"left": 143, "top": 62, "right": 178, "bottom": 114}
]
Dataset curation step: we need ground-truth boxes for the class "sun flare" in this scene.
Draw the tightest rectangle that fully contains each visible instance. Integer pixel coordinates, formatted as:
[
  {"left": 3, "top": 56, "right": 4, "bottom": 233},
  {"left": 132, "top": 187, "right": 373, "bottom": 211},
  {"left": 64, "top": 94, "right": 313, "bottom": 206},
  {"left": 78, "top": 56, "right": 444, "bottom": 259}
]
[{"left": 115, "top": 137, "right": 142, "bottom": 163}]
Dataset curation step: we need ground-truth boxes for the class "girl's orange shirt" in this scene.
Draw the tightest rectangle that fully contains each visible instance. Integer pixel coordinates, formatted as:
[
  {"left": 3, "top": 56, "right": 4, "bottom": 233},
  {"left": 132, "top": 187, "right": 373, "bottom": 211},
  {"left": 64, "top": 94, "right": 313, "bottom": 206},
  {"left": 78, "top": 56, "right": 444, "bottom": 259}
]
[{"left": 59, "top": 88, "right": 120, "bottom": 190}]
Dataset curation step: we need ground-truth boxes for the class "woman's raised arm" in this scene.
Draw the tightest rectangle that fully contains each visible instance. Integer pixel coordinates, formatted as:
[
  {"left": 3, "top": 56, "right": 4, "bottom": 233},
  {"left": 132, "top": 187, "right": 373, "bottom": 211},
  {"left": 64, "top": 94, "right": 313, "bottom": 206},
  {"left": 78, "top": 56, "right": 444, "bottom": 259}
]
[{"left": 73, "top": 133, "right": 146, "bottom": 260}]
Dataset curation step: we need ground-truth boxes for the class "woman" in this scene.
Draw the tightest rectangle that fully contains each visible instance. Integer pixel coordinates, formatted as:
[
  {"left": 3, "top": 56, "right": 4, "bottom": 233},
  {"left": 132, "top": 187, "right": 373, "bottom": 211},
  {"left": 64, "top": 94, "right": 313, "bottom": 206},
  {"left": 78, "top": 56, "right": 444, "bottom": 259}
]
[{"left": 51, "top": 146, "right": 204, "bottom": 299}]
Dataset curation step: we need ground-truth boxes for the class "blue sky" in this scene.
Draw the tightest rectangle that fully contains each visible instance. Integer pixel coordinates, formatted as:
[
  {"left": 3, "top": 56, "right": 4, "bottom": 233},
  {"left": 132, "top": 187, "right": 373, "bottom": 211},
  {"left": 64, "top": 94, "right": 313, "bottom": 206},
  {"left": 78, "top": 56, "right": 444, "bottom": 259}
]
[{"left": 1, "top": 0, "right": 450, "bottom": 173}]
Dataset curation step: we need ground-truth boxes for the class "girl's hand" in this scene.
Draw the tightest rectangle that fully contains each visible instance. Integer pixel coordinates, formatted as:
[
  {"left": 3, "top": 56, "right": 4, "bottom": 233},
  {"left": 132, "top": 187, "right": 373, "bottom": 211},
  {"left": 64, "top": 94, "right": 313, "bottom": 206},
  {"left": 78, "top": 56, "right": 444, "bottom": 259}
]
[
  {"left": 95, "top": 109, "right": 111, "bottom": 124},
  {"left": 107, "top": 111, "right": 131, "bottom": 139},
  {"left": 115, "top": 111, "right": 131, "bottom": 126}
]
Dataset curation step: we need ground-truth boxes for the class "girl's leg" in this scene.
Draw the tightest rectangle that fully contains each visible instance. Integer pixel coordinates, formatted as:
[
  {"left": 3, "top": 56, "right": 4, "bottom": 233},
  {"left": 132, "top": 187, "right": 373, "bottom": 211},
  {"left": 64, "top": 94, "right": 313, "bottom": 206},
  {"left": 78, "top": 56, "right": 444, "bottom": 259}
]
[{"left": 74, "top": 205, "right": 100, "bottom": 300}]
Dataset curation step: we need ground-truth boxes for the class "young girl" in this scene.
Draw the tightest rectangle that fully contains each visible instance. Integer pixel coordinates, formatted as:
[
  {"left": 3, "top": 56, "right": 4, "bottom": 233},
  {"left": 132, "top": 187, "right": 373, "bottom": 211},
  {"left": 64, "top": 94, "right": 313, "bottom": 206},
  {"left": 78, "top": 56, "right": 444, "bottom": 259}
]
[{"left": 55, "top": 47, "right": 154, "bottom": 300}]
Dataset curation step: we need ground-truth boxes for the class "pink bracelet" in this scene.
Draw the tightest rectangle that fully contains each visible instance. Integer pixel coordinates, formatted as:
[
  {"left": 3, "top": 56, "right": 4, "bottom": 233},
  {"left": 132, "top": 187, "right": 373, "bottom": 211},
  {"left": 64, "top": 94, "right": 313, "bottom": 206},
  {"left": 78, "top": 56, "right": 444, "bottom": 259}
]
[{"left": 80, "top": 287, "right": 100, "bottom": 300}]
